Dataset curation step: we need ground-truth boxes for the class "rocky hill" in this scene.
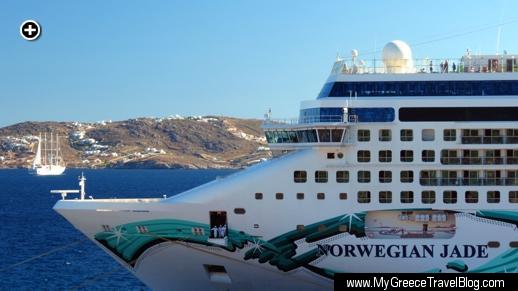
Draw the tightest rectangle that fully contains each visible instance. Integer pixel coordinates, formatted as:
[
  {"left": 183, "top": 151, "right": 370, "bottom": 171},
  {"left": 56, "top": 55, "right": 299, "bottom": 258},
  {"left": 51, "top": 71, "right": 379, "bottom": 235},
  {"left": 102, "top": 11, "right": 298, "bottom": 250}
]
[{"left": 0, "top": 116, "right": 271, "bottom": 169}]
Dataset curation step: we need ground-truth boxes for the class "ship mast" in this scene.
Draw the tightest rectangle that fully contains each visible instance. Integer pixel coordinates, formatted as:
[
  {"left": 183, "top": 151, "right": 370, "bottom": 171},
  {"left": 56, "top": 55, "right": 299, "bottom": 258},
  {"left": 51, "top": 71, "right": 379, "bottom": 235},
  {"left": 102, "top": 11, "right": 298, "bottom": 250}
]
[
  {"left": 50, "top": 132, "right": 54, "bottom": 166},
  {"left": 43, "top": 133, "right": 47, "bottom": 166}
]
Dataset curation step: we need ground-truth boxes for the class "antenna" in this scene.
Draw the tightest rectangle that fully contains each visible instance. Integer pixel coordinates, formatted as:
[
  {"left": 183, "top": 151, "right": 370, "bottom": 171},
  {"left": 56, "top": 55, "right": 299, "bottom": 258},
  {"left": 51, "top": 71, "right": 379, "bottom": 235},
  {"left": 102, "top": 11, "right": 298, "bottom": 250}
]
[
  {"left": 79, "top": 172, "right": 86, "bottom": 200},
  {"left": 496, "top": 3, "right": 505, "bottom": 54}
]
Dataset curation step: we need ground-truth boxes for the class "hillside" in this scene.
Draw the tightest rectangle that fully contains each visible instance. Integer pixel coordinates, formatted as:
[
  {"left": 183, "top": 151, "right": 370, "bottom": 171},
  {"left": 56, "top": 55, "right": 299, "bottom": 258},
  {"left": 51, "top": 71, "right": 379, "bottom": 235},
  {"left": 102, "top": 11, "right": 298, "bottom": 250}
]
[{"left": 0, "top": 116, "right": 271, "bottom": 169}]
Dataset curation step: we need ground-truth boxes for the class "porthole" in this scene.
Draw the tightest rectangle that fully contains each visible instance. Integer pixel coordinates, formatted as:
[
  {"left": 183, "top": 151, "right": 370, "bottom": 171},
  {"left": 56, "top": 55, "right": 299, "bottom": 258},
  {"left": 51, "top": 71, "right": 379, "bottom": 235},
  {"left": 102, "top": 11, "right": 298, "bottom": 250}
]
[
  {"left": 487, "top": 241, "right": 500, "bottom": 248},
  {"left": 337, "top": 152, "right": 344, "bottom": 159},
  {"left": 296, "top": 193, "right": 304, "bottom": 200},
  {"left": 276, "top": 193, "right": 284, "bottom": 200},
  {"left": 234, "top": 208, "right": 246, "bottom": 215},
  {"left": 255, "top": 193, "right": 263, "bottom": 200},
  {"left": 317, "top": 193, "right": 325, "bottom": 200}
]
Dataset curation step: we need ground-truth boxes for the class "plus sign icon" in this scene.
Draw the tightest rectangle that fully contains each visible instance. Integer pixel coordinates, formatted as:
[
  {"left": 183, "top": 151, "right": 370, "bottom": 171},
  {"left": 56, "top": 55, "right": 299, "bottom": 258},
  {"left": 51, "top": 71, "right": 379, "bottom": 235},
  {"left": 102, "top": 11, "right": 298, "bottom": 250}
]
[{"left": 20, "top": 20, "right": 41, "bottom": 41}]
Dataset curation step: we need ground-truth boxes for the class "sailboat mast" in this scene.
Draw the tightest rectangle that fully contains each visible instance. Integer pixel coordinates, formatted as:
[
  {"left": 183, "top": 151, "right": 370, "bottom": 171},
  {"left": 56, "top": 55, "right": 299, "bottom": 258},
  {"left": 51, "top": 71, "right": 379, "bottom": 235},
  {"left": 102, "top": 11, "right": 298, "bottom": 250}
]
[
  {"left": 56, "top": 134, "right": 61, "bottom": 165},
  {"left": 51, "top": 132, "right": 54, "bottom": 166},
  {"left": 43, "top": 133, "right": 47, "bottom": 166}
]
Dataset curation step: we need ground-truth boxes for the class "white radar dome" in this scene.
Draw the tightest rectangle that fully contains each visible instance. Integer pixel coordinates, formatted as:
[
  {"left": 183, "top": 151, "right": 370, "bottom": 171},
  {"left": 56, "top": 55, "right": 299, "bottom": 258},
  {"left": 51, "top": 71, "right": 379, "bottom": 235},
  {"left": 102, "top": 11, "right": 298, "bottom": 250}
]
[{"left": 382, "top": 40, "right": 414, "bottom": 73}]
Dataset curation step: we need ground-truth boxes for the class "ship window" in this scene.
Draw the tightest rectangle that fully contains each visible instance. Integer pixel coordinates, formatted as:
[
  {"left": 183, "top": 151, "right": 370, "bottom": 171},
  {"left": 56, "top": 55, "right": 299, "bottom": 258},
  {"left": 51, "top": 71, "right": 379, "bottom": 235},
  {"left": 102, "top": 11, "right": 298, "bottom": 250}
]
[
  {"left": 465, "top": 191, "right": 478, "bottom": 203},
  {"left": 510, "top": 191, "right": 518, "bottom": 203},
  {"left": 234, "top": 208, "right": 246, "bottom": 215},
  {"left": 331, "top": 129, "right": 344, "bottom": 142},
  {"left": 379, "top": 171, "right": 392, "bottom": 183},
  {"left": 401, "top": 191, "right": 414, "bottom": 203},
  {"left": 315, "top": 171, "right": 328, "bottom": 183},
  {"left": 358, "top": 171, "right": 371, "bottom": 183},
  {"left": 255, "top": 193, "right": 263, "bottom": 200},
  {"left": 400, "top": 170, "right": 414, "bottom": 183},
  {"left": 336, "top": 171, "right": 349, "bottom": 183},
  {"left": 276, "top": 193, "right": 284, "bottom": 200},
  {"left": 318, "top": 129, "right": 331, "bottom": 142},
  {"left": 507, "top": 170, "right": 518, "bottom": 185},
  {"left": 400, "top": 150, "right": 413, "bottom": 162},
  {"left": 323, "top": 81, "right": 518, "bottom": 98},
  {"left": 510, "top": 242, "right": 518, "bottom": 248},
  {"left": 422, "top": 191, "right": 436, "bottom": 204},
  {"left": 443, "top": 129, "right": 456, "bottom": 141},
  {"left": 422, "top": 129, "right": 435, "bottom": 141},
  {"left": 420, "top": 170, "right": 437, "bottom": 185},
  {"left": 357, "top": 129, "right": 370, "bottom": 142},
  {"left": 293, "top": 171, "right": 307, "bottom": 183},
  {"left": 400, "top": 129, "right": 413, "bottom": 141},
  {"left": 443, "top": 191, "right": 457, "bottom": 204},
  {"left": 337, "top": 152, "right": 344, "bottom": 159},
  {"left": 327, "top": 152, "right": 335, "bottom": 159},
  {"left": 379, "top": 150, "right": 392, "bottom": 162},
  {"left": 487, "top": 241, "right": 500, "bottom": 248},
  {"left": 296, "top": 225, "right": 305, "bottom": 231},
  {"left": 379, "top": 191, "right": 392, "bottom": 203},
  {"left": 339, "top": 193, "right": 348, "bottom": 200},
  {"left": 317, "top": 193, "right": 325, "bottom": 200},
  {"left": 379, "top": 129, "right": 391, "bottom": 141},
  {"left": 358, "top": 191, "right": 371, "bottom": 203},
  {"left": 487, "top": 191, "right": 500, "bottom": 203},
  {"left": 296, "top": 192, "right": 304, "bottom": 200},
  {"left": 422, "top": 150, "right": 435, "bottom": 162},
  {"left": 357, "top": 150, "right": 371, "bottom": 163},
  {"left": 441, "top": 149, "right": 459, "bottom": 164},
  {"left": 506, "top": 129, "right": 518, "bottom": 140}
]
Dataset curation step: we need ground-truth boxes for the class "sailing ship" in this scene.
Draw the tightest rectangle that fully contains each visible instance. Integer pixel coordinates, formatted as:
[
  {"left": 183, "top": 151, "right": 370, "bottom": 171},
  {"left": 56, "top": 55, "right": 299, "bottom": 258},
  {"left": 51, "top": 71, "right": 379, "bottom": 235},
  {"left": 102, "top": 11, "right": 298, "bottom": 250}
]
[{"left": 31, "top": 133, "right": 66, "bottom": 176}]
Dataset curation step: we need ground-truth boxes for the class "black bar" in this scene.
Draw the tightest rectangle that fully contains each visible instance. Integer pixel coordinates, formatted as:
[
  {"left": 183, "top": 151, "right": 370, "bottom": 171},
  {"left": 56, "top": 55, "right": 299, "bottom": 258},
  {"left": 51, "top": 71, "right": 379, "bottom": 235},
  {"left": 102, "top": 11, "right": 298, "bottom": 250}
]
[{"left": 335, "top": 273, "right": 514, "bottom": 291}]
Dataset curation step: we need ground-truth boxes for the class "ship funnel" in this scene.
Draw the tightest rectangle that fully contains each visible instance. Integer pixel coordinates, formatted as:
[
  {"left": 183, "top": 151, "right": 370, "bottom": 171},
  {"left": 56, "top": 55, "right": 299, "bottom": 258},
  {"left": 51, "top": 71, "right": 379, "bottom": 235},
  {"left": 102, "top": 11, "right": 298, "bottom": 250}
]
[{"left": 382, "top": 40, "right": 414, "bottom": 73}]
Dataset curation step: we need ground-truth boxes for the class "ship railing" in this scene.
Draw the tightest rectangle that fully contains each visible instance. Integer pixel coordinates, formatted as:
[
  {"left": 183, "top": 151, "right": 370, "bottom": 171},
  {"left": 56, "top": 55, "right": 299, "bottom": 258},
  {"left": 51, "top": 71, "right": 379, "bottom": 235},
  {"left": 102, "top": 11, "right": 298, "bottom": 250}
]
[
  {"left": 263, "top": 115, "right": 357, "bottom": 126},
  {"left": 334, "top": 56, "right": 518, "bottom": 75},
  {"left": 419, "top": 178, "right": 518, "bottom": 186},
  {"left": 440, "top": 157, "right": 518, "bottom": 165},
  {"left": 461, "top": 135, "right": 518, "bottom": 144}
]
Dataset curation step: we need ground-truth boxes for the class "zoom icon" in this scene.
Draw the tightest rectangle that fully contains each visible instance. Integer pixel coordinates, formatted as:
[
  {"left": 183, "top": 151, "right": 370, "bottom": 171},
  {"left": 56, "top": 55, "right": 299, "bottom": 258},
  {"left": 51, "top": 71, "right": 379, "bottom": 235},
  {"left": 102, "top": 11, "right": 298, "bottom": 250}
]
[{"left": 20, "top": 20, "right": 41, "bottom": 41}]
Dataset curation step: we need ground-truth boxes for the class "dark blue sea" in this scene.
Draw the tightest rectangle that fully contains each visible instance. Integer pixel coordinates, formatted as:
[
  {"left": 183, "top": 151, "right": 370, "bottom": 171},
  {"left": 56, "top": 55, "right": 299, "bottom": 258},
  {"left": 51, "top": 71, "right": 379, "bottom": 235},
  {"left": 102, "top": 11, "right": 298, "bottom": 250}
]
[{"left": 0, "top": 169, "right": 235, "bottom": 290}]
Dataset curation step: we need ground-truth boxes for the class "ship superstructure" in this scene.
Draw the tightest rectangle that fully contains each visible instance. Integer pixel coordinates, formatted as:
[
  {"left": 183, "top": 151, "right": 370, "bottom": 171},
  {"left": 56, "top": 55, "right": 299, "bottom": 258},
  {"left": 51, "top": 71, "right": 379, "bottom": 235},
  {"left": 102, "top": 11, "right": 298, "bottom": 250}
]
[{"left": 54, "top": 41, "right": 518, "bottom": 290}]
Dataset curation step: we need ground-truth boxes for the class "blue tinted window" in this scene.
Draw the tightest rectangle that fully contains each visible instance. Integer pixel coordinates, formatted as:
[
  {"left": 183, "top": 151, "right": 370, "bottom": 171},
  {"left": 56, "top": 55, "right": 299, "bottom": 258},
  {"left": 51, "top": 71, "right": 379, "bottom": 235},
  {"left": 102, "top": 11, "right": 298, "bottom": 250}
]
[
  {"left": 318, "top": 80, "right": 518, "bottom": 98},
  {"left": 300, "top": 107, "right": 394, "bottom": 122}
]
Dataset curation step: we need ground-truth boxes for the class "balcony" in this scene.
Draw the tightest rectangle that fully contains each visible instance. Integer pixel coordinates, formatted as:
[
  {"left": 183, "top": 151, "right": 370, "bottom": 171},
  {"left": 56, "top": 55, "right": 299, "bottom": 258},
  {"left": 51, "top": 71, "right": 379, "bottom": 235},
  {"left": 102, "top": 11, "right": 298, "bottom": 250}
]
[
  {"left": 419, "top": 178, "right": 517, "bottom": 186},
  {"left": 441, "top": 157, "right": 518, "bottom": 165},
  {"left": 461, "top": 135, "right": 518, "bottom": 144}
]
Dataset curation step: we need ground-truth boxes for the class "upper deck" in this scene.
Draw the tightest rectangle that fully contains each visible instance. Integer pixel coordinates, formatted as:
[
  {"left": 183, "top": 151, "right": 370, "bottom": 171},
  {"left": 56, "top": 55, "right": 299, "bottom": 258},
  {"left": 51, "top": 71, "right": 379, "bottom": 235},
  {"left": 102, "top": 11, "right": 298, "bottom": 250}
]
[{"left": 331, "top": 54, "right": 518, "bottom": 77}]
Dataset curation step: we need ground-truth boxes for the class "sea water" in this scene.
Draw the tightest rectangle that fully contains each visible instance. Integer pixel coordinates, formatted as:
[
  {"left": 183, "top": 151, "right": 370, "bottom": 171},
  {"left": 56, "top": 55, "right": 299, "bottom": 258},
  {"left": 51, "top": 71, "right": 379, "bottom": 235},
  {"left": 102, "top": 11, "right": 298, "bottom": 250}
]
[{"left": 0, "top": 169, "right": 234, "bottom": 290}]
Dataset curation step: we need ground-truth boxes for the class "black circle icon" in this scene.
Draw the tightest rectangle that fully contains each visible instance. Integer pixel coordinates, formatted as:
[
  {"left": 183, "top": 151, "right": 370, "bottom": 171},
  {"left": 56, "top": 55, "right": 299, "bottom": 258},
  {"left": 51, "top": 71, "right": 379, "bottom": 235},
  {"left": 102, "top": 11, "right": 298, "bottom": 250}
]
[{"left": 20, "top": 20, "right": 41, "bottom": 41}]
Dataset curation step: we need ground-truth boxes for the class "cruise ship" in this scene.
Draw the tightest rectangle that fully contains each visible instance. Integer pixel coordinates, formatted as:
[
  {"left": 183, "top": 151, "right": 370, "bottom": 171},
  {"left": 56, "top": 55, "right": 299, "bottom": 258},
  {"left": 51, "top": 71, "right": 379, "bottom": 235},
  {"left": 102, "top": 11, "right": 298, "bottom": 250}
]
[{"left": 54, "top": 41, "right": 518, "bottom": 290}]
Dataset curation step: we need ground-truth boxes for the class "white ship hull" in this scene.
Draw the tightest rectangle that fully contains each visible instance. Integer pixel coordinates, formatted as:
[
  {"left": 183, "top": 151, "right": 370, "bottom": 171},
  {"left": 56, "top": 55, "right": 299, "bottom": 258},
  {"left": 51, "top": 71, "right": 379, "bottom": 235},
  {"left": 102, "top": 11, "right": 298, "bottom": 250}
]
[
  {"left": 53, "top": 42, "right": 518, "bottom": 289},
  {"left": 54, "top": 150, "right": 518, "bottom": 290},
  {"left": 33, "top": 165, "right": 66, "bottom": 176}
]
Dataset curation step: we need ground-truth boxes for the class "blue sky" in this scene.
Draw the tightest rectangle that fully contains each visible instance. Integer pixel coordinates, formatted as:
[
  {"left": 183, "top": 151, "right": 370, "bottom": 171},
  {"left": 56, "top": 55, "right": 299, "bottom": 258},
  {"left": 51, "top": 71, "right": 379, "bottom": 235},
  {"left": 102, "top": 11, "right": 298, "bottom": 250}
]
[{"left": 1, "top": 0, "right": 517, "bottom": 126}]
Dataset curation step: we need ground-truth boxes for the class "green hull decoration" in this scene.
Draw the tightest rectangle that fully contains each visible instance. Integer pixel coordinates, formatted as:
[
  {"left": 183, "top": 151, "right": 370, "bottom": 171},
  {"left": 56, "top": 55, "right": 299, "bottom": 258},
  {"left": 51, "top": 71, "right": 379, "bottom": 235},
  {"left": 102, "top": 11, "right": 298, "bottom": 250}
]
[
  {"left": 446, "top": 260, "right": 468, "bottom": 272},
  {"left": 468, "top": 249, "right": 518, "bottom": 273},
  {"left": 476, "top": 210, "right": 518, "bottom": 226},
  {"left": 95, "top": 212, "right": 366, "bottom": 278},
  {"left": 95, "top": 219, "right": 260, "bottom": 264},
  {"left": 94, "top": 210, "right": 517, "bottom": 276}
]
